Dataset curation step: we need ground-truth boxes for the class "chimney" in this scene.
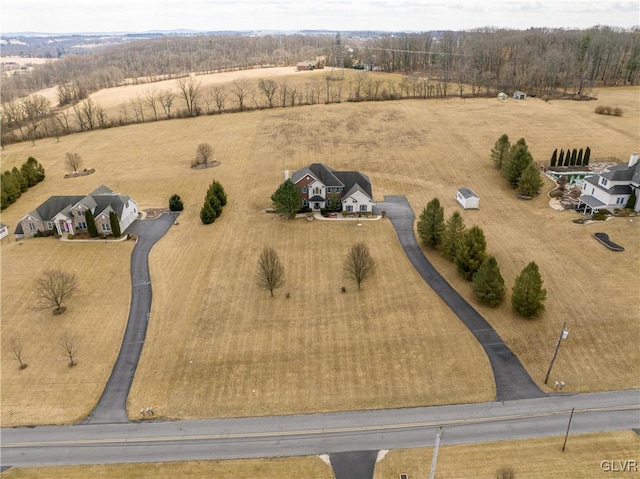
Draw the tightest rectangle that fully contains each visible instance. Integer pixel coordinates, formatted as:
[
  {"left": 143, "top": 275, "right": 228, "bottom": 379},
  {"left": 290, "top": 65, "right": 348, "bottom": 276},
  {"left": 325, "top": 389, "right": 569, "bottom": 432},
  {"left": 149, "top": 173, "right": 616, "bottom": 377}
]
[
  {"left": 284, "top": 169, "right": 290, "bottom": 180},
  {"left": 629, "top": 152, "right": 639, "bottom": 167}
]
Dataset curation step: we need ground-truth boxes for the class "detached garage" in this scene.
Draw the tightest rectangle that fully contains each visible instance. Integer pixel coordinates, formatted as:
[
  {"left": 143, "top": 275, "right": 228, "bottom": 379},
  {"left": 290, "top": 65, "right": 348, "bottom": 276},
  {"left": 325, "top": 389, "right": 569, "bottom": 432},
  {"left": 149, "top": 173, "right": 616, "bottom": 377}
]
[{"left": 456, "top": 188, "right": 480, "bottom": 209}]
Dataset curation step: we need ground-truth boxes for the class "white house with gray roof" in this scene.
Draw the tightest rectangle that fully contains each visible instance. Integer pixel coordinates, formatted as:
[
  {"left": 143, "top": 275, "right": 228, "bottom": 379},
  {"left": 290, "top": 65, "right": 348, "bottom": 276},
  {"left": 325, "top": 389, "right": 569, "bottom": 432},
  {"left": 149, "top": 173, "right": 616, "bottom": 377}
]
[
  {"left": 14, "top": 185, "right": 138, "bottom": 238},
  {"left": 577, "top": 152, "right": 640, "bottom": 214},
  {"left": 290, "top": 163, "right": 375, "bottom": 213}
]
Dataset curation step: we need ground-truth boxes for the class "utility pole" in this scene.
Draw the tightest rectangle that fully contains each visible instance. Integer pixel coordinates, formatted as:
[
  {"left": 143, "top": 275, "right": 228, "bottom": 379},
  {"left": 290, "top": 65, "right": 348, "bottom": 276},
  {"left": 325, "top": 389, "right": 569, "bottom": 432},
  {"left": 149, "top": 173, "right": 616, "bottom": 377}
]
[
  {"left": 544, "top": 321, "right": 569, "bottom": 384},
  {"left": 429, "top": 427, "right": 443, "bottom": 479},
  {"left": 562, "top": 408, "right": 575, "bottom": 451}
]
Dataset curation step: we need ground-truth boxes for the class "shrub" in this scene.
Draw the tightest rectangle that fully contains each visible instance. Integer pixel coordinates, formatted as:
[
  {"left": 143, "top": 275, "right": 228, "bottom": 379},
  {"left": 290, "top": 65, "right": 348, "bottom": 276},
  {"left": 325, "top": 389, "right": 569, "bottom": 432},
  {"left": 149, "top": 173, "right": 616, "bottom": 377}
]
[
  {"left": 67, "top": 233, "right": 74, "bottom": 240},
  {"left": 595, "top": 105, "right": 623, "bottom": 116},
  {"left": 35, "top": 230, "right": 43, "bottom": 237},
  {"left": 169, "top": 194, "right": 184, "bottom": 212}
]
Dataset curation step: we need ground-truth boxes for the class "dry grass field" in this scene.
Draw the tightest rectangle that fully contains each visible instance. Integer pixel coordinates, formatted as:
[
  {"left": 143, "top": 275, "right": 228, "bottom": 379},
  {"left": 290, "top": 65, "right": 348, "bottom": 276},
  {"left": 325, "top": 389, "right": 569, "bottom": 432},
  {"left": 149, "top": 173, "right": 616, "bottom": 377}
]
[
  {"left": 373, "top": 430, "right": 640, "bottom": 478},
  {"left": 1, "top": 81, "right": 638, "bottom": 425},
  {"left": 2, "top": 456, "right": 334, "bottom": 479}
]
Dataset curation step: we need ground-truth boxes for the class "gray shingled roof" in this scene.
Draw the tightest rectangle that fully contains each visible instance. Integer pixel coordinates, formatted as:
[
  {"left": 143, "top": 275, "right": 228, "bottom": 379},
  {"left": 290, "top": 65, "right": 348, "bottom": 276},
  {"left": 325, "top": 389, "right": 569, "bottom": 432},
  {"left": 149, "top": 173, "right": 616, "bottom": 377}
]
[
  {"left": 458, "top": 187, "right": 478, "bottom": 199},
  {"left": 584, "top": 175, "right": 632, "bottom": 194},
  {"left": 333, "top": 171, "right": 372, "bottom": 199},
  {"left": 27, "top": 195, "right": 86, "bottom": 221},
  {"left": 579, "top": 195, "right": 606, "bottom": 208},
  {"left": 601, "top": 163, "right": 635, "bottom": 182},
  {"left": 291, "top": 164, "right": 373, "bottom": 201}
]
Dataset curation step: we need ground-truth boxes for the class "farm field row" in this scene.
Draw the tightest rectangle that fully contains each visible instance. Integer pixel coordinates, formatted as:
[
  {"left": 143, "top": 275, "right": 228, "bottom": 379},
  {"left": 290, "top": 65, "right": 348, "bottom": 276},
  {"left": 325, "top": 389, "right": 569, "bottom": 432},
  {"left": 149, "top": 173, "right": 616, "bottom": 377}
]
[{"left": 1, "top": 85, "right": 638, "bottom": 426}]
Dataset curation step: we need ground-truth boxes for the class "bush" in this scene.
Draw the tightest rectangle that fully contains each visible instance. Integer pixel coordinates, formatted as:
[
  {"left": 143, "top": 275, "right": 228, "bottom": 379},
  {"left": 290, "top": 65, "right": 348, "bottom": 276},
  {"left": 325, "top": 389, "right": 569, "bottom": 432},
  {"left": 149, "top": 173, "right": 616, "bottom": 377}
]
[
  {"left": 298, "top": 206, "right": 312, "bottom": 214},
  {"left": 169, "top": 194, "right": 184, "bottom": 212},
  {"left": 593, "top": 210, "right": 609, "bottom": 221},
  {"left": 595, "top": 105, "right": 623, "bottom": 116},
  {"left": 67, "top": 233, "right": 74, "bottom": 240}
]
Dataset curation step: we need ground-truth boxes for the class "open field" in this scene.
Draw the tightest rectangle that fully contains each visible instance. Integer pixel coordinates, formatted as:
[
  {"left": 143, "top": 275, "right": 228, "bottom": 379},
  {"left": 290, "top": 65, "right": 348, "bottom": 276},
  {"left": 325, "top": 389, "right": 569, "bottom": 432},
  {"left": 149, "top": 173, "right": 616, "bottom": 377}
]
[
  {"left": 2, "top": 455, "right": 334, "bottom": 479},
  {"left": 373, "top": 430, "right": 640, "bottom": 478},
  {"left": 1, "top": 83, "right": 638, "bottom": 425}
]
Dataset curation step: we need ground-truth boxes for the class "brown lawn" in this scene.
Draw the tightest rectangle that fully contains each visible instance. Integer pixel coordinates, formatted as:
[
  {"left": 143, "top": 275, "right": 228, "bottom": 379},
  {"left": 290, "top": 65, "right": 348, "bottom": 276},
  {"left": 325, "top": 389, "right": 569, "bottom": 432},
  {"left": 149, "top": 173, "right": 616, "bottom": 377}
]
[
  {"left": 2, "top": 456, "right": 334, "bottom": 479},
  {"left": 1, "top": 83, "right": 638, "bottom": 426},
  {"left": 373, "top": 430, "right": 640, "bottom": 478}
]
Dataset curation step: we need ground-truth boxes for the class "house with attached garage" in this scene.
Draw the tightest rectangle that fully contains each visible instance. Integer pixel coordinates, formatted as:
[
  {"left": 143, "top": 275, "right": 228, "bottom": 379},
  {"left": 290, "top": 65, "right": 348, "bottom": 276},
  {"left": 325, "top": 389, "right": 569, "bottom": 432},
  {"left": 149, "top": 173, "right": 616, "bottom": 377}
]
[
  {"left": 14, "top": 185, "right": 138, "bottom": 238},
  {"left": 577, "top": 152, "right": 640, "bottom": 215},
  {"left": 290, "top": 163, "right": 376, "bottom": 213}
]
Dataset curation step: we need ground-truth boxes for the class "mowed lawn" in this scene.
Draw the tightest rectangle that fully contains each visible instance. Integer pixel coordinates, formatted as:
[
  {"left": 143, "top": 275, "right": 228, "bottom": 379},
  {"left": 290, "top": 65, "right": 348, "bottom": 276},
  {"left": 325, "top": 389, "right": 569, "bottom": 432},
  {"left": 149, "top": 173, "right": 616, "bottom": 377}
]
[
  {"left": 1, "top": 84, "right": 638, "bottom": 425},
  {"left": 373, "top": 430, "right": 640, "bottom": 478}
]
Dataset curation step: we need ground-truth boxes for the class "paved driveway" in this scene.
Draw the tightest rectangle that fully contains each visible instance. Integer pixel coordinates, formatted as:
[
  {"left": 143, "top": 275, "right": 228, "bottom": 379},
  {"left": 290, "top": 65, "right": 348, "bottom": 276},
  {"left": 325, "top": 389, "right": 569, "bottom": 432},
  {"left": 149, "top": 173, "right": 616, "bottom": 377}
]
[
  {"left": 375, "top": 196, "right": 545, "bottom": 401},
  {"left": 84, "top": 213, "right": 177, "bottom": 424}
]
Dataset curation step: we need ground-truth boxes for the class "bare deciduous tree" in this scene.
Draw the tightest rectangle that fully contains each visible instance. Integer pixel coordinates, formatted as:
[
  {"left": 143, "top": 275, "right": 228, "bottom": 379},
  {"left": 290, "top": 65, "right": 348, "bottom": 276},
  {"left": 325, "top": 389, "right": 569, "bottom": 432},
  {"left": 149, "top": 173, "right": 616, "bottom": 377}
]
[
  {"left": 176, "top": 76, "right": 201, "bottom": 116},
  {"left": 60, "top": 331, "right": 78, "bottom": 367},
  {"left": 209, "top": 87, "right": 227, "bottom": 113},
  {"left": 65, "top": 152, "right": 83, "bottom": 174},
  {"left": 159, "top": 89, "right": 175, "bottom": 119},
  {"left": 10, "top": 336, "right": 27, "bottom": 369},
  {"left": 344, "top": 242, "right": 376, "bottom": 290},
  {"left": 35, "top": 269, "right": 78, "bottom": 315},
  {"left": 194, "top": 143, "right": 213, "bottom": 166},
  {"left": 230, "top": 79, "right": 253, "bottom": 111},
  {"left": 256, "top": 247, "right": 285, "bottom": 297},
  {"left": 258, "top": 79, "right": 278, "bottom": 108},
  {"left": 144, "top": 89, "right": 160, "bottom": 121}
]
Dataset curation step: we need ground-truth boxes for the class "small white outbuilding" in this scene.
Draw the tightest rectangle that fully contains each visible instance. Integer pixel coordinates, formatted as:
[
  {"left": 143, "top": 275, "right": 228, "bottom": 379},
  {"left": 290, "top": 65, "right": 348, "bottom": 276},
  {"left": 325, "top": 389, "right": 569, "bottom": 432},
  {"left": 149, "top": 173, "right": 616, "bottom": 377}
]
[
  {"left": 456, "top": 188, "right": 480, "bottom": 209},
  {"left": 497, "top": 92, "right": 508, "bottom": 101}
]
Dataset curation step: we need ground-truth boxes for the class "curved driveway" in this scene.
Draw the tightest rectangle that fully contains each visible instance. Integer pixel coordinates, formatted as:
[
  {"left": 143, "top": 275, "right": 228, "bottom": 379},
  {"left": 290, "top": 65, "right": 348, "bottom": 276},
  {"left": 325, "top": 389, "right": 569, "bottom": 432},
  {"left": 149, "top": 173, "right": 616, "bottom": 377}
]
[
  {"left": 84, "top": 214, "right": 177, "bottom": 424},
  {"left": 375, "top": 196, "right": 545, "bottom": 401}
]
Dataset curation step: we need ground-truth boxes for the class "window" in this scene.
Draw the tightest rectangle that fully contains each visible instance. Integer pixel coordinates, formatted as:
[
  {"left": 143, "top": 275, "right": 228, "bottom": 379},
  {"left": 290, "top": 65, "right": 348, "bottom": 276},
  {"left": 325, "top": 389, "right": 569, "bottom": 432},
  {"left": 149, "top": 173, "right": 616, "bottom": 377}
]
[
  {"left": 616, "top": 197, "right": 625, "bottom": 205},
  {"left": 29, "top": 223, "right": 36, "bottom": 231},
  {"left": 360, "top": 205, "right": 367, "bottom": 212},
  {"left": 47, "top": 222, "right": 53, "bottom": 230},
  {"left": 591, "top": 188, "right": 595, "bottom": 195},
  {"left": 77, "top": 210, "right": 84, "bottom": 216},
  {"left": 601, "top": 178, "right": 608, "bottom": 187},
  {"left": 313, "top": 187, "right": 321, "bottom": 195},
  {"left": 101, "top": 223, "right": 110, "bottom": 232},
  {"left": 303, "top": 199, "right": 308, "bottom": 206},
  {"left": 346, "top": 205, "right": 353, "bottom": 212},
  {"left": 327, "top": 187, "right": 333, "bottom": 193},
  {"left": 78, "top": 222, "right": 87, "bottom": 229},
  {"left": 302, "top": 187, "right": 308, "bottom": 193}
]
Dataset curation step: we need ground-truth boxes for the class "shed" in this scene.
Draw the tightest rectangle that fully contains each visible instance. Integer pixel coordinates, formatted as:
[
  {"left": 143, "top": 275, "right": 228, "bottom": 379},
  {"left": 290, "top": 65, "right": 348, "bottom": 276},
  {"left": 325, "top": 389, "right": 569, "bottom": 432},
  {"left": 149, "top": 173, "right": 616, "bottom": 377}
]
[
  {"left": 0, "top": 223, "right": 8, "bottom": 240},
  {"left": 513, "top": 91, "right": 527, "bottom": 100},
  {"left": 497, "top": 92, "right": 507, "bottom": 101},
  {"left": 456, "top": 188, "right": 480, "bottom": 209}
]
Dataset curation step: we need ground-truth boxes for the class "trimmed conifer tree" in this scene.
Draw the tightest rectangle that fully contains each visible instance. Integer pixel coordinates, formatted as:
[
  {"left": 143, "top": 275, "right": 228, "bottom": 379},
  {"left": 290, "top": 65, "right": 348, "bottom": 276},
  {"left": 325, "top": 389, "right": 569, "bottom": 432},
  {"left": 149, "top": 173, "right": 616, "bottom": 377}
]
[
  {"left": 558, "top": 149, "right": 565, "bottom": 166},
  {"left": 417, "top": 198, "right": 445, "bottom": 249},
  {"left": 626, "top": 189, "right": 636, "bottom": 210},
  {"left": 455, "top": 225, "right": 487, "bottom": 280},
  {"left": 518, "top": 163, "right": 544, "bottom": 197},
  {"left": 570, "top": 148, "right": 577, "bottom": 166},
  {"left": 109, "top": 211, "right": 121, "bottom": 237},
  {"left": 442, "top": 211, "right": 466, "bottom": 261},
  {"left": 550, "top": 149, "right": 557, "bottom": 167},
  {"left": 491, "top": 134, "right": 511, "bottom": 170},
  {"left": 86, "top": 209, "right": 98, "bottom": 237},
  {"left": 583, "top": 147, "right": 591, "bottom": 165},
  {"left": 576, "top": 148, "right": 584, "bottom": 166},
  {"left": 563, "top": 148, "right": 571, "bottom": 166},
  {"left": 169, "top": 194, "right": 184, "bottom": 211},
  {"left": 472, "top": 256, "right": 505, "bottom": 306},
  {"left": 200, "top": 201, "right": 217, "bottom": 224},
  {"left": 511, "top": 261, "right": 547, "bottom": 318}
]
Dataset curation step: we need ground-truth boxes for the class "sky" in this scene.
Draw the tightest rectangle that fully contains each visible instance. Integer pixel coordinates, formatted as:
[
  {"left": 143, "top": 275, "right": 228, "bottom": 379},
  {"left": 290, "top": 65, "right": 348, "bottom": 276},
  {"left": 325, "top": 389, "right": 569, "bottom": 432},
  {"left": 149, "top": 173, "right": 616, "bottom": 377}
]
[{"left": 1, "top": 0, "right": 638, "bottom": 34}]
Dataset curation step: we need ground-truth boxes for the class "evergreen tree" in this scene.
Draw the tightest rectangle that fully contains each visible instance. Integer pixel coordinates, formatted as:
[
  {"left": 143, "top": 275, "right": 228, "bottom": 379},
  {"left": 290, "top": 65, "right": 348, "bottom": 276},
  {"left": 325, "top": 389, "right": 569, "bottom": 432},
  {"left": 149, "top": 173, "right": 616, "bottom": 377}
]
[
  {"left": 491, "top": 134, "right": 511, "bottom": 170},
  {"left": 455, "top": 225, "right": 487, "bottom": 280},
  {"left": 169, "top": 194, "right": 184, "bottom": 211},
  {"left": 200, "top": 201, "right": 217, "bottom": 224},
  {"left": 472, "top": 256, "right": 505, "bottom": 306},
  {"left": 517, "top": 163, "right": 544, "bottom": 197},
  {"left": 27, "top": 157, "right": 45, "bottom": 182},
  {"left": 570, "top": 148, "right": 577, "bottom": 166},
  {"left": 583, "top": 147, "right": 591, "bottom": 165},
  {"left": 12, "top": 167, "right": 28, "bottom": 192},
  {"left": 109, "top": 211, "right": 121, "bottom": 237},
  {"left": 442, "top": 211, "right": 466, "bottom": 261},
  {"left": 207, "top": 191, "right": 222, "bottom": 217},
  {"left": 417, "top": 198, "right": 445, "bottom": 249},
  {"left": 576, "top": 148, "right": 584, "bottom": 166},
  {"left": 207, "top": 180, "right": 227, "bottom": 206},
  {"left": 511, "top": 262, "right": 547, "bottom": 318},
  {"left": 271, "top": 178, "right": 302, "bottom": 219},
  {"left": 85, "top": 209, "right": 98, "bottom": 237},
  {"left": 563, "top": 148, "right": 571, "bottom": 166},
  {"left": 626, "top": 189, "right": 636, "bottom": 210},
  {"left": 558, "top": 149, "right": 565, "bottom": 166},
  {"left": 21, "top": 161, "right": 38, "bottom": 187},
  {"left": 550, "top": 149, "right": 557, "bottom": 167},
  {"left": 504, "top": 138, "right": 533, "bottom": 188},
  {"left": 1, "top": 171, "right": 20, "bottom": 208}
]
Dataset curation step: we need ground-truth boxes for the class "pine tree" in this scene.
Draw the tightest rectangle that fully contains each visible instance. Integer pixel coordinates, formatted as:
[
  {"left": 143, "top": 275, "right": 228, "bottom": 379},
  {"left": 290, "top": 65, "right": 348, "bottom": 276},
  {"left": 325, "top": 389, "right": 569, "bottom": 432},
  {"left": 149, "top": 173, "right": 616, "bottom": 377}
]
[
  {"left": 271, "top": 178, "right": 302, "bottom": 219},
  {"left": 558, "top": 149, "right": 565, "bottom": 166},
  {"left": 570, "top": 149, "right": 577, "bottom": 166},
  {"left": 550, "top": 149, "right": 557, "bottom": 167},
  {"left": 511, "top": 261, "right": 547, "bottom": 318},
  {"left": 207, "top": 191, "right": 222, "bottom": 217},
  {"left": 455, "top": 225, "right": 487, "bottom": 280},
  {"left": 85, "top": 209, "right": 98, "bottom": 237},
  {"left": 109, "top": 211, "right": 121, "bottom": 237},
  {"left": 442, "top": 211, "right": 466, "bottom": 261},
  {"left": 626, "top": 189, "right": 636, "bottom": 210},
  {"left": 27, "top": 157, "right": 45, "bottom": 182},
  {"left": 200, "top": 201, "right": 217, "bottom": 224},
  {"left": 12, "top": 167, "right": 28, "bottom": 193},
  {"left": 1, "top": 171, "right": 21, "bottom": 208},
  {"left": 472, "top": 256, "right": 505, "bottom": 306},
  {"left": 491, "top": 134, "right": 511, "bottom": 170},
  {"left": 207, "top": 180, "right": 227, "bottom": 206},
  {"left": 576, "top": 148, "right": 584, "bottom": 166},
  {"left": 169, "top": 194, "right": 184, "bottom": 211},
  {"left": 504, "top": 139, "right": 533, "bottom": 188},
  {"left": 417, "top": 198, "right": 445, "bottom": 249},
  {"left": 517, "top": 163, "right": 544, "bottom": 197},
  {"left": 583, "top": 147, "right": 591, "bottom": 165},
  {"left": 563, "top": 148, "right": 571, "bottom": 166},
  {"left": 21, "top": 161, "right": 38, "bottom": 187}
]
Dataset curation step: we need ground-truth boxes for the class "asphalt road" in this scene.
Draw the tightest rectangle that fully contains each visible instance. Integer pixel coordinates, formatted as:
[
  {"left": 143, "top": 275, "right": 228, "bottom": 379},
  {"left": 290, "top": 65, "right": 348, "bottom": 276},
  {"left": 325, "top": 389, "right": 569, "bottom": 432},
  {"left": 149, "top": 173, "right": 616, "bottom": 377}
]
[
  {"left": 375, "top": 196, "right": 545, "bottom": 401},
  {"left": 83, "top": 214, "right": 177, "bottom": 424},
  {"left": 2, "top": 390, "right": 638, "bottom": 467}
]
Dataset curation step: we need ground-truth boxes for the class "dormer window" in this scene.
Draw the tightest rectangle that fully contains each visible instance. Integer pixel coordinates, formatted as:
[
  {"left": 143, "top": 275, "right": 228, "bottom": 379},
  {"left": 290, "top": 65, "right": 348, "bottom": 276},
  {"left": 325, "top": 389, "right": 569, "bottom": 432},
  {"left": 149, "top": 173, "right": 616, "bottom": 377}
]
[{"left": 600, "top": 178, "right": 608, "bottom": 187}]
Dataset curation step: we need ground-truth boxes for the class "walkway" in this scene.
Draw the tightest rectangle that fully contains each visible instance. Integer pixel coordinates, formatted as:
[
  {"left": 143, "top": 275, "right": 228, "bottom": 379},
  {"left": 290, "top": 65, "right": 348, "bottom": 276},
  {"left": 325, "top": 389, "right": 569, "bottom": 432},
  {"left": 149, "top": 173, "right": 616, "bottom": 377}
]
[
  {"left": 84, "top": 213, "right": 177, "bottom": 424},
  {"left": 375, "top": 196, "right": 545, "bottom": 401}
]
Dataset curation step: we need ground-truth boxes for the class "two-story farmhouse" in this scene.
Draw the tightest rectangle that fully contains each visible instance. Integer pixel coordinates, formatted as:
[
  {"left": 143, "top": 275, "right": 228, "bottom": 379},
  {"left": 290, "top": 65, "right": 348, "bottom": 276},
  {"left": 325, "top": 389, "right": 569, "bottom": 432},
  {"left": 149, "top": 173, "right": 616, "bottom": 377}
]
[
  {"left": 14, "top": 185, "right": 138, "bottom": 238},
  {"left": 577, "top": 152, "right": 640, "bottom": 214},
  {"left": 291, "top": 163, "right": 376, "bottom": 213}
]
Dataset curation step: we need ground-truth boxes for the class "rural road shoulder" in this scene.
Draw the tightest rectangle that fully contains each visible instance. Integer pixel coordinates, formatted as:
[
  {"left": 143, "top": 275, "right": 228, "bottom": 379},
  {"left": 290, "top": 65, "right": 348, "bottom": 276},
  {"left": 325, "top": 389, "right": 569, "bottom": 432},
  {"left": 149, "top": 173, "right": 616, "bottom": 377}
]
[
  {"left": 375, "top": 196, "right": 545, "bottom": 401},
  {"left": 83, "top": 213, "right": 177, "bottom": 424}
]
